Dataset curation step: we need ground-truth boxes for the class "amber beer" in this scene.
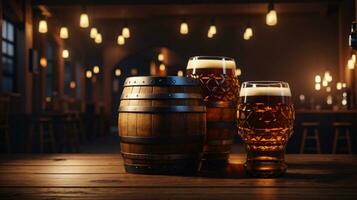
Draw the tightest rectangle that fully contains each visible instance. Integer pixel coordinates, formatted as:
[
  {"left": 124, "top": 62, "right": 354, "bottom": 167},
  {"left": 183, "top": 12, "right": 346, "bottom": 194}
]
[
  {"left": 237, "top": 81, "right": 295, "bottom": 177},
  {"left": 186, "top": 56, "right": 239, "bottom": 166}
]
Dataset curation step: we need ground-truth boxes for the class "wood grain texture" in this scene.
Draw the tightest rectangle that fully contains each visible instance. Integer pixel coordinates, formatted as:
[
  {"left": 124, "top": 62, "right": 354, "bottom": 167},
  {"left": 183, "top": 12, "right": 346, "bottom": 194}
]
[{"left": 0, "top": 154, "right": 356, "bottom": 199}]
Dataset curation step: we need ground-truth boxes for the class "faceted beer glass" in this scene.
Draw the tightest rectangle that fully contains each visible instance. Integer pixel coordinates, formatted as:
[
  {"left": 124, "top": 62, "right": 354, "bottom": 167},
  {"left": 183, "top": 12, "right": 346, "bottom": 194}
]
[
  {"left": 237, "top": 81, "right": 295, "bottom": 177},
  {"left": 186, "top": 56, "right": 239, "bottom": 167}
]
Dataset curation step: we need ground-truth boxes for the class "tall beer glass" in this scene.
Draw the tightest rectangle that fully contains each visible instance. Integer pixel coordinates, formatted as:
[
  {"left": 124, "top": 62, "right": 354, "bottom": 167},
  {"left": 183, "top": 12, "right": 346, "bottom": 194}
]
[
  {"left": 237, "top": 81, "right": 294, "bottom": 177},
  {"left": 186, "top": 56, "right": 239, "bottom": 167}
]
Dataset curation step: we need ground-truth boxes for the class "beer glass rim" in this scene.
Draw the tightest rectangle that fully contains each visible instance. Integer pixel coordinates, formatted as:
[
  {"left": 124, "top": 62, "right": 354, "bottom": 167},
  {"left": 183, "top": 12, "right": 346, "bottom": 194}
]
[
  {"left": 241, "top": 81, "right": 290, "bottom": 88},
  {"left": 189, "top": 56, "right": 235, "bottom": 61}
]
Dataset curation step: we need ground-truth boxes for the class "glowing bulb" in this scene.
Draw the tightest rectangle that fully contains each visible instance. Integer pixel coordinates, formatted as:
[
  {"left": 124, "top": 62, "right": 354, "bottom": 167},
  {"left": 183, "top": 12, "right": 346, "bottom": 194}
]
[
  {"left": 70, "top": 81, "right": 76, "bottom": 89},
  {"left": 322, "top": 80, "right": 328, "bottom": 87},
  {"left": 62, "top": 49, "right": 69, "bottom": 58},
  {"left": 235, "top": 68, "right": 242, "bottom": 76},
  {"left": 95, "top": 33, "right": 102, "bottom": 44},
  {"left": 177, "top": 70, "right": 183, "bottom": 77},
  {"left": 86, "top": 70, "right": 92, "bottom": 78},
  {"left": 299, "top": 94, "right": 305, "bottom": 101},
  {"left": 343, "top": 92, "right": 347, "bottom": 97},
  {"left": 315, "top": 75, "right": 321, "bottom": 83},
  {"left": 38, "top": 19, "right": 48, "bottom": 33},
  {"left": 60, "top": 27, "right": 69, "bottom": 39},
  {"left": 90, "top": 28, "right": 98, "bottom": 38},
  {"left": 266, "top": 10, "right": 277, "bottom": 26},
  {"left": 245, "top": 27, "right": 253, "bottom": 38},
  {"left": 326, "top": 86, "right": 331, "bottom": 92},
  {"left": 80, "top": 13, "right": 89, "bottom": 28},
  {"left": 115, "top": 69, "right": 121, "bottom": 77},
  {"left": 40, "top": 57, "right": 47, "bottom": 68},
  {"left": 158, "top": 53, "right": 164, "bottom": 61},
  {"left": 342, "top": 83, "right": 347, "bottom": 88},
  {"left": 93, "top": 65, "right": 100, "bottom": 74},
  {"left": 352, "top": 54, "right": 356, "bottom": 62},
  {"left": 243, "top": 31, "right": 251, "bottom": 40},
  {"left": 159, "top": 64, "right": 166, "bottom": 71},
  {"left": 336, "top": 82, "right": 342, "bottom": 90},
  {"left": 117, "top": 35, "right": 125, "bottom": 45},
  {"left": 326, "top": 95, "right": 333, "bottom": 105},
  {"left": 122, "top": 27, "right": 130, "bottom": 38},
  {"left": 209, "top": 25, "right": 217, "bottom": 35},
  {"left": 347, "top": 58, "right": 355, "bottom": 69},
  {"left": 342, "top": 99, "right": 347, "bottom": 106},
  {"left": 324, "top": 71, "right": 332, "bottom": 82},
  {"left": 207, "top": 31, "right": 214, "bottom": 38},
  {"left": 315, "top": 83, "right": 321, "bottom": 91},
  {"left": 180, "top": 21, "right": 188, "bottom": 35}
]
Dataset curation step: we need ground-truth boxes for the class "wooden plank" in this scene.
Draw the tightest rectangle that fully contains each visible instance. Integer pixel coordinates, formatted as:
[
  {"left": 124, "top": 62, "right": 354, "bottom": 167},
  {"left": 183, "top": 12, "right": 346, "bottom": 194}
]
[
  {"left": 0, "top": 165, "right": 125, "bottom": 174},
  {"left": 0, "top": 188, "right": 356, "bottom": 200}
]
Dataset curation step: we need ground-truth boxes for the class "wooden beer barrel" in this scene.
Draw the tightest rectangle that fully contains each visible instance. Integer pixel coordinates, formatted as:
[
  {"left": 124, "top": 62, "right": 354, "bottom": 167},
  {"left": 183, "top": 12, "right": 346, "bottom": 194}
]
[
  {"left": 118, "top": 76, "right": 206, "bottom": 175},
  {"left": 203, "top": 101, "right": 236, "bottom": 166}
]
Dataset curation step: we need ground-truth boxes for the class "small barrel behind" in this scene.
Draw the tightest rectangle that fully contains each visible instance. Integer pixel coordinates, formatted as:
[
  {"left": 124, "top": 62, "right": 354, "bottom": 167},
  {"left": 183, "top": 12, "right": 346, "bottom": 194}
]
[{"left": 118, "top": 76, "right": 206, "bottom": 175}]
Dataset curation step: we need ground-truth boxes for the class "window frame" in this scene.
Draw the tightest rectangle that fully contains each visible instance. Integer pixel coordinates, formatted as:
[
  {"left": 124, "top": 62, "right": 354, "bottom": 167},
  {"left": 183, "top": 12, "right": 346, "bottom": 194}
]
[{"left": 2, "top": 18, "right": 17, "bottom": 93}]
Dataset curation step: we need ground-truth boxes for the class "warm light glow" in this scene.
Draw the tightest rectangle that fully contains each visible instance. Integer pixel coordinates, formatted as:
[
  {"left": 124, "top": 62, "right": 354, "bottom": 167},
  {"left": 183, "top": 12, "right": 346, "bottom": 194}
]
[
  {"left": 326, "top": 95, "right": 333, "bottom": 105},
  {"left": 208, "top": 25, "right": 217, "bottom": 35},
  {"left": 180, "top": 21, "right": 189, "bottom": 35},
  {"left": 315, "top": 75, "right": 321, "bottom": 83},
  {"left": 342, "top": 99, "right": 347, "bottom": 106},
  {"left": 38, "top": 19, "right": 48, "bottom": 33},
  {"left": 45, "top": 97, "right": 52, "bottom": 102},
  {"left": 315, "top": 83, "right": 321, "bottom": 91},
  {"left": 90, "top": 27, "right": 98, "bottom": 38},
  {"left": 122, "top": 27, "right": 130, "bottom": 38},
  {"left": 95, "top": 33, "right": 102, "bottom": 44},
  {"left": 115, "top": 69, "right": 121, "bottom": 77},
  {"left": 326, "top": 86, "right": 331, "bottom": 92},
  {"left": 62, "top": 49, "right": 69, "bottom": 58},
  {"left": 60, "top": 27, "right": 69, "bottom": 39},
  {"left": 177, "top": 70, "right": 183, "bottom": 77},
  {"left": 117, "top": 35, "right": 125, "bottom": 45},
  {"left": 299, "top": 94, "right": 305, "bottom": 101},
  {"left": 131, "top": 68, "right": 138, "bottom": 75},
  {"left": 324, "top": 71, "right": 332, "bottom": 82},
  {"left": 158, "top": 53, "right": 164, "bottom": 61},
  {"left": 352, "top": 54, "right": 356, "bottom": 62},
  {"left": 266, "top": 10, "right": 277, "bottom": 26},
  {"left": 159, "top": 64, "right": 166, "bottom": 71},
  {"left": 342, "top": 83, "right": 347, "bottom": 88},
  {"left": 208, "top": 31, "right": 214, "bottom": 38},
  {"left": 322, "top": 80, "right": 328, "bottom": 87},
  {"left": 93, "top": 65, "right": 100, "bottom": 74},
  {"left": 336, "top": 82, "right": 342, "bottom": 90},
  {"left": 244, "top": 27, "right": 253, "bottom": 40},
  {"left": 80, "top": 13, "right": 89, "bottom": 28},
  {"left": 86, "top": 70, "right": 93, "bottom": 78},
  {"left": 347, "top": 58, "right": 355, "bottom": 69},
  {"left": 70, "top": 81, "right": 76, "bottom": 89},
  {"left": 235, "top": 68, "right": 242, "bottom": 76},
  {"left": 343, "top": 92, "right": 347, "bottom": 97},
  {"left": 40, "top": 57, "right": 47, "bottom": 68}
]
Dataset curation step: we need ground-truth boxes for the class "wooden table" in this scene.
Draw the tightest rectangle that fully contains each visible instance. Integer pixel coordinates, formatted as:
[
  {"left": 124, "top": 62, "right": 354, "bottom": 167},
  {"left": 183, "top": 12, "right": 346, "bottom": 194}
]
[{"left": 0, "top": 154, "right": 357, "bottom": 199}]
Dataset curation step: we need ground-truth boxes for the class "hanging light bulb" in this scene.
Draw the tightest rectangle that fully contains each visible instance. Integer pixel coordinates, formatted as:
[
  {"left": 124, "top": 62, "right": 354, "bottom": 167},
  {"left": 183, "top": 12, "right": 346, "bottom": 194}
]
[
  {"left": 322, "top": 80, "right": 328, "bottom": 87},
  {"left": 207, "top": 31, "right": 214, "bottom": 38},
  {"left": 60, "top": 26, "right": 69, "bottom": 39},
  {"left": 40, "top": 57, "right": 47, "bottom": 68},
  {"left": 117, "top": 35, "right": 125, "bottom": 45},
  {"left": 115, "top": 69, "right": 121, "bottom": 77},
  {"left": 86, "top": 70, "right": 93, "bottom": 78},
  {"left": 315, "top": 83, "right": 321, "bottom": 91},
  {"left": 62, "top": 49, "right": 69, "bottom": 58},
  {"left": 243, "top": 26, "right": 253, "bottom": 40},
  {"left": 158, "top": 53, "right": 164, "bottom": 61},
  {"left": 90, "top": 27, "right": 98, "bottom": 38},
  {"left": 348, "top": 58, "right": 355, "bottom": 69},
  {"left": 180, "top": 20, "right": 189, "bottom": 35},
  {"left": 79, "top": 8, "right": 89, "bottom": 28},
  {"left": 38, "top": 19, "right": 48, "bottom": 33},
  {"left": 266, "top": 2, "right": 278, "bottom": 26},
  {"left": 93, "top": 65, "right": 100, "bottom": 74},
  {"left": 95, "top": 33, "right": 102, "bottom": 44},
  {"left": 208, "top": 24, "right": 217, "bottom": 35},
  {"left": 315, "top": 75, "right": 321, "bottom": 83},
  {"left": 352, "top": 54, "right": 356, "bottom": 62},
  {"left": 336, "top": 82, "right": 342, "bottom": 90},
  {"left": 159, "top": 64, "right": 166, "bottom": 71},
  {"left": 122, "top": 26, "right": 130, "bottom": 38}
]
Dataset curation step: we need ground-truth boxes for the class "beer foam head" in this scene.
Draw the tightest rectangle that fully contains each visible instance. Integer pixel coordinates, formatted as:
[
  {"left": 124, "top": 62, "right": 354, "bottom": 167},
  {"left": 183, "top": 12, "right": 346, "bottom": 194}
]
[
  {"left": 239, "top": 87, "right": 291, "bottom": 97},
  {"left": 187, "top": 56, "right": 236, "bottom": 70}
]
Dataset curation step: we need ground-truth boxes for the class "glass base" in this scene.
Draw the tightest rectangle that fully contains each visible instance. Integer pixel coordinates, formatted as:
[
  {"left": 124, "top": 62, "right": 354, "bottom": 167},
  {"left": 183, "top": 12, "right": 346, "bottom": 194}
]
[{"left": 244, "top": 160, "right": 287, "bottom": 178}]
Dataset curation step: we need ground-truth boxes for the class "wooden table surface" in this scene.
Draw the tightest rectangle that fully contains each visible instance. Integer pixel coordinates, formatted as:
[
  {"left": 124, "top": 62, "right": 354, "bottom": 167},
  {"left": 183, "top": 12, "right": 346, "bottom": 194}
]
[{"left": 0, "top": 154, "right": 357, "bottom": 199}]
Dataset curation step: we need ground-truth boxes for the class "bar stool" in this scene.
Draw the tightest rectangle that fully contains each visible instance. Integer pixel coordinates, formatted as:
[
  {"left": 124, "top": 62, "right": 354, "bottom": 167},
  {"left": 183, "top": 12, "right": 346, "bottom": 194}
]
[
  {"left": 332, "top": 122, "right": 352, "bottom": 154},
  {"left": 62, "top": 115, "right": 80, "bottom": 153},
  {"left": 27, "top": 117, "right": 56, "bottom": 153},
  {"left": 0, "top": 96, "right": 11, "bottom": 153},
  {"left": 300, "top": 122, "right": 321, "bottom": 154}
]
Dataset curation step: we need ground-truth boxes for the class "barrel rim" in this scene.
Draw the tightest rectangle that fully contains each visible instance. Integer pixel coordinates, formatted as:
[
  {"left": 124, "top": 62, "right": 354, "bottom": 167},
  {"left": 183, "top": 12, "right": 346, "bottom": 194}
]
[
  {"left": 120, "top": 93, "right": 203, "bottom": 100},
  {"left": 118, "top": 105, "right": 206, "bottom": 113},
  {"left": 123, "top": 76, "right": 197, "bottom": 86}
]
